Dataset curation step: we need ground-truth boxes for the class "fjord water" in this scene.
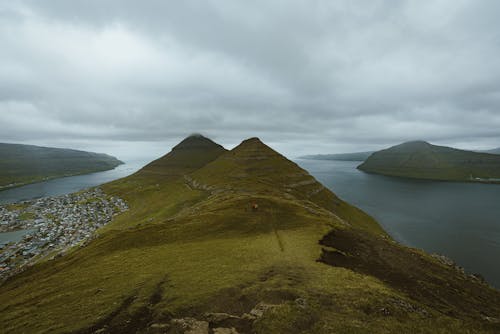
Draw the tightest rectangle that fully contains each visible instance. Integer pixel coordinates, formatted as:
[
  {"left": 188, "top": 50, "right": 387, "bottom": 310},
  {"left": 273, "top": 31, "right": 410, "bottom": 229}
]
[
  {"left": 0, "top": 161, "right": 146, "bottom": 205},
  {"left": 296, "top": 159, "right": 500, "bottom": 288}
]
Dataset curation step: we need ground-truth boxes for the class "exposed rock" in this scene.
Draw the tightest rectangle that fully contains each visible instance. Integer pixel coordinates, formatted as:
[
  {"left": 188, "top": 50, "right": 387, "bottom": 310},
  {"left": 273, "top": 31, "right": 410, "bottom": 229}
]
[
  {"left": 203, "top": 312, "right": 253, "bottom": 332},
  {"left": 431, "top": 254, "right": 469, "bottom": 276},
  {"left": 169, "top": 318, "right": 209, "bottom": 334},
  {"left": 247, "top": 302, "right": 278, "bottom": 318},
  {"left": 469, "top": 272, "right": 487, "bottom": 284},
  {"left": 392, "top": 298, "right": 423, "bottom": 313},
  {"left": 431, "top": 253, "right": 455, "bottom": 267},
  {"left": 240, "top": 313, "right": 256, "bottom": 321},
  {"left": 295, "top": 297, "right": 307, "bottom": 309},
  {"left": 149, "top": 322, "right": 170, "bottom": 333},
  {"left": 287, "top": 179, "right": 317, "bottom": 188},
  {"left": 92, "top": 328, "right": 107, "bottom": 334},
  {"left": 482, "top": 315, "right": 500, "bottom": 323},
  {"left": 204, "top": 312, "right": 240, "bottom": 324},
  {"left": 212, "top": 328, "right": 239, "bottom": 334},
  {"left": 379, "top": 307, "right": 391, "bottom": 316},
  {"left": 184, "top": 176, "right": 212, "bottom": 192}
]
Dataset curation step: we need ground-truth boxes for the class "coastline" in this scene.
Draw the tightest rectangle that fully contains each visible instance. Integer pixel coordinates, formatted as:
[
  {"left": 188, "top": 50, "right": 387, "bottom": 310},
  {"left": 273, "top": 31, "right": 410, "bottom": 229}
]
[
  {"left": 356, "top": 167, "right": 500, "bottom": 185},
  {"left": 0, "top": 162, "right": 124, "bottom": 193}
]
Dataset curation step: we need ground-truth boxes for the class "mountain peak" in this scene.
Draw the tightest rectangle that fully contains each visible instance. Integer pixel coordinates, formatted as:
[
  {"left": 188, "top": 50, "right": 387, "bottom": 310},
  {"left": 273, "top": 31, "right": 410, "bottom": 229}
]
[
  {"left": 241, "top": 137, "right": 263, "bottom": 144},
  {"left": 404, "top": 140, "right": 429, "bottom": 145},
  {"left": 173, "top": 134, "right": 221, "bottom": 150},
  {"left": 191, "top": 137, "right": 325, "bottom": 199},
  {"left": 230, "top": 137, "right": 279, "bottom": 159},
  {"left": 399, "top": 140, "right": 430, "bottom": 147},
  {"left": 139, "top": 134, "right": 226, "bottom": 176},
  {"left": 188, "top": 133, "right": 204, "bottom": 138},
  {"left": 389, "top": 140, "right": 432, "bottom": 152}
]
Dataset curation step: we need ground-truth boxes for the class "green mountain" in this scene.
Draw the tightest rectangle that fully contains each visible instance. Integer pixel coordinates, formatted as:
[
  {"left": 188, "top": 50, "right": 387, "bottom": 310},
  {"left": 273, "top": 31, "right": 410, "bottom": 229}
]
[
  {"left": 138, "top": 134, "right": 227, "bottom": 176},
  {"left": 299, "top": 151, "right": 374, "bottom": 161},
  {"left": 480, "top": 148, "right": 500, "bottom": 155},
  {"left": 358, "top": 141, "right": 500, "bottom": 183},
  {"left": 0, "top": 143, "right": 123, "bottom": 189},
  {"left": 1, "top": 135, "right": 499, "bottom": 333}
]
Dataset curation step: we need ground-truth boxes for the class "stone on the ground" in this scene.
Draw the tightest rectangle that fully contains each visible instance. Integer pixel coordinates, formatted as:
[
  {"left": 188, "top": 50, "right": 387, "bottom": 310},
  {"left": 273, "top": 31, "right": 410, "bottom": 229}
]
[
  {"left": 213, "top": 328, "right": 239, "bottom": 334},
  {"left": 248, "top": 302, "right": 277, "bottom": 318},
  {"left": 170, "top": 318, "right": 209, "bottom": 334}
]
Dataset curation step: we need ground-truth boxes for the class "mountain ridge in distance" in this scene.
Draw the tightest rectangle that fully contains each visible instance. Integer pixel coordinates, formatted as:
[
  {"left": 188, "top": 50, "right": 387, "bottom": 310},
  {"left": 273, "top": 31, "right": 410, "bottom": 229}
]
[
  {"left": 1, "top": 135, "right": 500, "bottom": 333},
  {"left": 358, "top": 140, "right": 500, "bottom": 183},
  {"left": 0, "top": 142, "right": 123, "bottom": 190},
  {"left": 299, "top": 151, "right": 374, "bottom": 161},
  {"left": 479, "top": 147, "right": 500, "bottom": 155},
  {"left": 137, "top": 133, "right": 227, "bottom": 177}
]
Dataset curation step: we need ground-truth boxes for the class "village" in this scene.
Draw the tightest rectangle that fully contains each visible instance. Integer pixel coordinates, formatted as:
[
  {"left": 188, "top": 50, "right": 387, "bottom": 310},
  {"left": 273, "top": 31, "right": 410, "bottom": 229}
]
[{"left": 0, "top": 188, "right": 128, "bottom": 281}]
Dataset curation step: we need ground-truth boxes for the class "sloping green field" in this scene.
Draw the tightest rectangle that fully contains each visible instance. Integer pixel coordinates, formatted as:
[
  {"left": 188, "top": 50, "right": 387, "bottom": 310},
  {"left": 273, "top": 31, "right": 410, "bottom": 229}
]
[{"left": 0, "top": 136, "right": 499, "bottom": 333}]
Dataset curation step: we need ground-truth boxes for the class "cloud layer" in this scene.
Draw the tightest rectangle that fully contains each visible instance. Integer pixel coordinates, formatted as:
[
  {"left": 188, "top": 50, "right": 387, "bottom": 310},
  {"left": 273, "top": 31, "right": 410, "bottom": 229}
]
[{"left": 1, "top": 0, "right": 500, "bottom": 158}]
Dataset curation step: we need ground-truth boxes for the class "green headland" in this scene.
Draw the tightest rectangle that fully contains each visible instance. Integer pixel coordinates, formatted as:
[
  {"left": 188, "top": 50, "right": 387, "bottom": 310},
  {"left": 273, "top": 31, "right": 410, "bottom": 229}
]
[
  {"left": 0, "top": 143, "right": 123, "bottom": 190},
  {"left": 358, "top": 141, "right": 500, "bottom": 183},
  {"left": 0, "top": 135, "right": 499, "bottom": 333}
]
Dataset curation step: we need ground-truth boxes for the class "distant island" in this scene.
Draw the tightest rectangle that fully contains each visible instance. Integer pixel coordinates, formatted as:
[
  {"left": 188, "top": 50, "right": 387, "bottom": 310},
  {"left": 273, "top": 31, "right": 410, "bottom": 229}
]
[
  {"left": 0, "top": 143, "right": 123, "bottom": 190},
  {"left": 299, "top": 151, "right": 374, "bottom": 161},
  {"left": 358, "top": 141, "right": 500, "bottom": 183},
  {"left": 480, "top": 147, "right": 500, "bottom": 155}
]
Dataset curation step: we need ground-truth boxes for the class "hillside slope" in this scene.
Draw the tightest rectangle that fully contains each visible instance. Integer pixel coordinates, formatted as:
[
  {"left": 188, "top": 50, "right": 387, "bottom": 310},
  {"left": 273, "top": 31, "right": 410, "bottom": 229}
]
[
  {"left": 0, "top": 135, "right": 499, "bottom": 333},
  {"left": 0, "top": 143, "right": 123, "bottom": 190},
  {"left": 358, "top": 141, "right": 500, "bottom": 182}
]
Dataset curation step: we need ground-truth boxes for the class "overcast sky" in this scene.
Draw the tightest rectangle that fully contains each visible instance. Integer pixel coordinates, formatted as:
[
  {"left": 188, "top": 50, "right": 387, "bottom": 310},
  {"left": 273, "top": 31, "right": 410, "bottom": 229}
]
[{"left": 1, "top": 0, "right": 500, "bottom": 161}]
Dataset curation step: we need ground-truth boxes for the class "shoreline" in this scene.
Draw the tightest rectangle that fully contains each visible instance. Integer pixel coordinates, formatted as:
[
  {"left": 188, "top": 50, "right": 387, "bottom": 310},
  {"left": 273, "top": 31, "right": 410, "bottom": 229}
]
[
  {"left": 0, "top": 188, "right": 128, "bottom": 282},
  {"left": 356, "top": 168, "right": 500, "bottom": 185},
  {"left": 0, "top": 163, "right": 124, "bottom": 193}
]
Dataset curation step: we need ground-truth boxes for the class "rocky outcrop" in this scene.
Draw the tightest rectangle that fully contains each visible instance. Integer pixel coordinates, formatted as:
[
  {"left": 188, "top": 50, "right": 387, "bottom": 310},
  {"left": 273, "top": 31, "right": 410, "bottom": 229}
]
[
  {"left": 148, "top": 301, "right": 283, "bottom": 334},
  {"left": 247, "top": 302, "right": 278, "bottom": 319},
  {"left": 212, "top": 328, "right": 240, "bottom": 334},
  {"left": 169, "top": 318, "right": 209, "bottom": 334}
]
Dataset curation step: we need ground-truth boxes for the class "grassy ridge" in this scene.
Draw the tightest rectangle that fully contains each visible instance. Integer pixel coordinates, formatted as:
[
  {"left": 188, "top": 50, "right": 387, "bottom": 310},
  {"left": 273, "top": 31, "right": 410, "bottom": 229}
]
[
  {"left": 358, "top": 141, "right": 500, "bottom": 182},
  {"left": 0, "top": 143, "right": 123, "bottom": 189},
  {"left": 0, "top": 136, "right": 499, "bottom": 333}
]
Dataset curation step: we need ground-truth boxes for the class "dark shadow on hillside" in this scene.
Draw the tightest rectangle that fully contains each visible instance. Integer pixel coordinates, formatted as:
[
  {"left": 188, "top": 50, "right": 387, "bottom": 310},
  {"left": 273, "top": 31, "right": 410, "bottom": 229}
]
[{"left": 318, "top": 228, "right": 500, "bottom": 330}]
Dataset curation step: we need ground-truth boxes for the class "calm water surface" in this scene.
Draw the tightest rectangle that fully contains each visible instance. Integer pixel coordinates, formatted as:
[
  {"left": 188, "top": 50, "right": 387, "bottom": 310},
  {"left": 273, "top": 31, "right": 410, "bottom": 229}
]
[
  {"left": 0, "top": 161, "right": 146, "bottom": 205},
  {"left": 296, "top": 159, "right": 500, "bottom": 288},
  {"left": 0, "top": 161, "right": 146, "bottom": 246}
]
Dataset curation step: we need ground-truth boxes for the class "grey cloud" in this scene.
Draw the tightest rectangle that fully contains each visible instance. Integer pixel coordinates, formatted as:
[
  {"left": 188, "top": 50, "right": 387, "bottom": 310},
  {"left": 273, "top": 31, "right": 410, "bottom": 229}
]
[{"left": 1, "top": 0, "right": 500, "bottom": 159}]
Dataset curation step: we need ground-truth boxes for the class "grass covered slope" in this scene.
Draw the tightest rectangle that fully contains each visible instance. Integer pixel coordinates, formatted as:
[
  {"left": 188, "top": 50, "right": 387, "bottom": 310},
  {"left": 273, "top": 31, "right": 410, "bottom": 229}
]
[
  {"left": 0, "top": 143, "right": 123, "bottom": 189},
  {"left": 0, "top": 135, "right": 499, "bottom": 333},
  {"left": 358, "top": 141, "right": 500, "bottom": 182},
  {"left": 139, "top": 134, "right": 227, "bottom": 177}
]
